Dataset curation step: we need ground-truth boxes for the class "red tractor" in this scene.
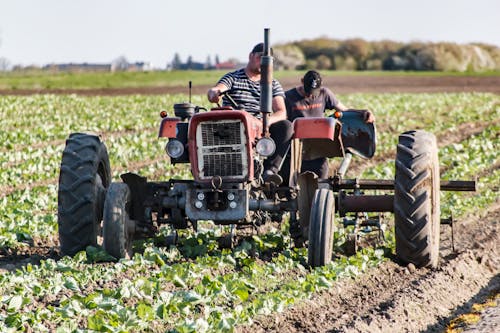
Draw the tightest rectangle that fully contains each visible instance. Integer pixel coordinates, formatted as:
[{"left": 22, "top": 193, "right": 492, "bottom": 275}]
[{"left": 57, "top": 29, "right": 475, "bottom": 268}]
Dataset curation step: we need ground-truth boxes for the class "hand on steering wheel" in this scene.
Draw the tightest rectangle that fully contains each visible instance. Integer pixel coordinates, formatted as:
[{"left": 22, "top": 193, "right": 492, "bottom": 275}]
[{"left": 218, "top": 90, "right": 239, "bottom": 109}]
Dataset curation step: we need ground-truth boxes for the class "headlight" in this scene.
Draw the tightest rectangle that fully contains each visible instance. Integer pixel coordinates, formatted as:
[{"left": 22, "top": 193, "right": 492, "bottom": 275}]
[
  {"left": 165, "top": 139, "right": 184, "bottom": 158},
  {"left": 256, "top": 137, "right": 275, "bottom": 157}
]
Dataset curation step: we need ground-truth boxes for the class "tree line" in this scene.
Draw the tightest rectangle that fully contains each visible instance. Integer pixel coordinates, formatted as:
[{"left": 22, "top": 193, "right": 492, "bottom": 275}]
[{"left": 273, "top": 38, "right": 500, "bottom": 72}]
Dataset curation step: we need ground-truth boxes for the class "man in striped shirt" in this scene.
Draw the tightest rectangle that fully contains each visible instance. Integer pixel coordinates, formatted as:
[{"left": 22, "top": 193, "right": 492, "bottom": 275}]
[{"left": 207, "top": 43, "right": 293, "bottom": 184}]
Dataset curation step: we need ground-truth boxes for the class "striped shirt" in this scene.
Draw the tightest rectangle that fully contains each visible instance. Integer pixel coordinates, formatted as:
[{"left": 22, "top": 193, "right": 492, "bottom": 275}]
[{"left": 218, "top": 68, "right": 285, "bottom": 116}]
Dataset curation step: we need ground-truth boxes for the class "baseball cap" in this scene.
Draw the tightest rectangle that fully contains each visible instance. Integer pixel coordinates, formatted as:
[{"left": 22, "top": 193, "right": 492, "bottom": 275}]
[
  {"left": 303, "top": 70, "right": 322, "bottom": 96},
  {"left": 251, "top": 43, "right": 273, "bottom": 55}
]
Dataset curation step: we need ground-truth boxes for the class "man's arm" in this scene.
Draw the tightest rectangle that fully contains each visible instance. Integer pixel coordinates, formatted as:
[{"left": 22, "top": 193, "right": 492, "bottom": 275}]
[
  {"left": 207, "top": 83, "right": 229, "bottom": 103},
  {"left": 269, "top": 95, "right": 286, "bottom": 125},
  {"left": 334, "top": 101, "right": 349, "bottom": 112},
  {"left": 335, "top": 101, "right": 375, "bottom": 123}
]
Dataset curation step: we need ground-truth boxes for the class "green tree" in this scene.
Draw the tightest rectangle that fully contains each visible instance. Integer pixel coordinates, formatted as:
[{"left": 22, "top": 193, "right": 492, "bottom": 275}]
[
  {"left": 338, "top": 38, "right": 371, "bottom": 70},
  {"left": 274, "top": 44, "right": 305, "bottom": 70},
  {"left": 171, "top": 53, "right": 182, "bottom": 70}
]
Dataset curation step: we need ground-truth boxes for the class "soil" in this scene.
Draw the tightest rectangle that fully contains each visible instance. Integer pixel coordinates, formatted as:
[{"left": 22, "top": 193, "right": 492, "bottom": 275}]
[
  {"left": 1, "top": 74, "right": 498, "bottom": 332},
  {"left": 1, "top": 74, "right": 500, "bottom": 96},
  {"left": 236, "top": 205, "right": 499, "bottom": 333}
]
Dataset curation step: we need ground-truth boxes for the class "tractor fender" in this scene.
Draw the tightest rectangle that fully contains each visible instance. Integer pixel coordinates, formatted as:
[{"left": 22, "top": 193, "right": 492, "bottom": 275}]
[
  {"left": 293, "top": 117, "right": 345, "bottom": 160},
  {"left": 158, "top": 117, "right": 181, "bottom": 138},
  {"left": 337, "top": 110, "right": 377, "bottom": 159}
]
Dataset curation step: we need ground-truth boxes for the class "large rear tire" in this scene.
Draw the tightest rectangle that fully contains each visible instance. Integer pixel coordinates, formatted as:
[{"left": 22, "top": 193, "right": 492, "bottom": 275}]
[
  {"left": 394, "top": 130, "right": 440, "bottom": 268},
  {"left": 58, "top": 133, "right": 111, "bottom": 256},
  {"left": 308, "top": 188, "right": 336, "bottom": 267},
  {"left": 103, "top": 183, "right": 134, "bottom": 259}
]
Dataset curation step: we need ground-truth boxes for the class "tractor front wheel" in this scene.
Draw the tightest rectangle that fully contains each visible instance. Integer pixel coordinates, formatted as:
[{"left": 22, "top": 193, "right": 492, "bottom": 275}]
[
  {"left": 394, "top": 130, "right": 440, "bottom": 268},
  {"left": 308, "top": 188, "right": 336, "bottom": 267},
  {"left": 58, "top": 133, "right": 111, "bottom": 256}
]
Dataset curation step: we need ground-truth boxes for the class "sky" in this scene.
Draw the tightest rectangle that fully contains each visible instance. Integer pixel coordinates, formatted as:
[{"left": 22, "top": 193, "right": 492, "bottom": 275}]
[{"left": 0, "top": 0, "right": 499, "bottom": 69}]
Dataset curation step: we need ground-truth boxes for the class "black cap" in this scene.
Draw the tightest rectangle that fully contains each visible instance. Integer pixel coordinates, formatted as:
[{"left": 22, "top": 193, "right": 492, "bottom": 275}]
[
  {"left": 251, "top": 42, "right": 273, "bottom": 55},
  {"left": 303, "top": 70, "right": 322, "bottom": 95}
]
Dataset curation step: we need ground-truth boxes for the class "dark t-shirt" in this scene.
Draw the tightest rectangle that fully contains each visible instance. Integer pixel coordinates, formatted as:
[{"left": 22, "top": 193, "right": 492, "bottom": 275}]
[
  {"left": 218, "top": 68, "right": 285, "bottom": 115},
  {"left": 285, "top": 87, "right": 340, "bottom": 121}
]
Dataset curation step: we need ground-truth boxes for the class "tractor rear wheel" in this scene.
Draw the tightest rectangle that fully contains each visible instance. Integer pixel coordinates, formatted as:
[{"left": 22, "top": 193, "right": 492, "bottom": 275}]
[
  {"left": 58, "top": 133, "right": 111, "bottom": 256},
  {"left": 103, "top": 183, "right": 134, "bottom": 259},
  {"left": 394, "top": 130, "right": 440, "bottom": 268},
  {"left": 308, "top": 188, "right": 336, "bottom": 267}
]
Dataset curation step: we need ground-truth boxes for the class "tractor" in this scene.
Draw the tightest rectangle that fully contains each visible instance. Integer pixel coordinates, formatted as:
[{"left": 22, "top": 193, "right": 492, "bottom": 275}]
[{"left": 57, "top": 29, "right": 475, "bottom": 268}]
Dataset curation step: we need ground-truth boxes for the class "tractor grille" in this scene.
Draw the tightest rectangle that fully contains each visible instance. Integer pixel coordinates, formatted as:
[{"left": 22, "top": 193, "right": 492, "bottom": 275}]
[{"left": 196, "top": 120, "right": 248, "bottom": 179}]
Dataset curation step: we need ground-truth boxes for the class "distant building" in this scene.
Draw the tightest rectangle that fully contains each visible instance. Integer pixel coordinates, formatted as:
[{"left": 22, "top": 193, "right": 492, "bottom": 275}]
[
  {"left": 36, "top": 61, "right": 152, "bottom": 72},
  {"left": 215, "top": 61, "right": 238, "bottom": 70},
  {"left": 43, "top": 63, "right": 111, "bottom": 72},
  {"left": 127, "top": 62, "right": 152, "bottom": 72},
  {"left": 111, "top": 61, "right": 152, "bottom": 72}
]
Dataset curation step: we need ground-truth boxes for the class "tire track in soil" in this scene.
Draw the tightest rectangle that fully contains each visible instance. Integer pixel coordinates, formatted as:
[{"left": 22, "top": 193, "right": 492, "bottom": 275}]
[{"left": 236, "top": 203, "right": 499, "bottom": 333}]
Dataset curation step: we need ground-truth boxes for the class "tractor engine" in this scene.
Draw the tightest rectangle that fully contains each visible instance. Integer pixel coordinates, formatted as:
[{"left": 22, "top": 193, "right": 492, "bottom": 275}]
[
  {"left": 187, "top": 109, "right": 263, "bottom": 183},
  {"left": 160, "top": 108, "right": 264, "bottom": 183}
]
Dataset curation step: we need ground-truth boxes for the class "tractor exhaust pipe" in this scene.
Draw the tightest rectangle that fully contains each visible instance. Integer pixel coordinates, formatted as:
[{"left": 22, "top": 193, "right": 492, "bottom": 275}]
[{"left": 260, "top": 28, "right": 273, "bottom": 137}]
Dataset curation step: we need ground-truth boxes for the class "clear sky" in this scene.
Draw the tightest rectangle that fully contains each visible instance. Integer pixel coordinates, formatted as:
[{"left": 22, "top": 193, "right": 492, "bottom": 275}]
[{"left": 1, "top": 0, "right": 499, "bottom": 68}]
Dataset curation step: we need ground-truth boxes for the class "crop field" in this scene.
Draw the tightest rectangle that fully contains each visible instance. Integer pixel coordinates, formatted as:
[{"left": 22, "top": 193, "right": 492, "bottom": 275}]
[{"left": 0, "top": 91, "right": 498, "bottom": 332}]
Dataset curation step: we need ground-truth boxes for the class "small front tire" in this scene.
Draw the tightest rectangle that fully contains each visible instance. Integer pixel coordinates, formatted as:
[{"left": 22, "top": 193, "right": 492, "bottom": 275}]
[
  {"left": 103, "top": 183, "right": 135, "bottom": 259},
  {"left": 308, "top": 188, "right": 336, "bottom": 267}
]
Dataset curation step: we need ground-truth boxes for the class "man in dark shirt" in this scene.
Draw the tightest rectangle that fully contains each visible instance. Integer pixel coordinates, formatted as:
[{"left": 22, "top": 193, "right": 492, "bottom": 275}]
[
  {"left": 207, "top": 43, "right": 293, "bottom": 184},
  {"left": 285, "top": 70, "right": 375, "bottom": 179}
]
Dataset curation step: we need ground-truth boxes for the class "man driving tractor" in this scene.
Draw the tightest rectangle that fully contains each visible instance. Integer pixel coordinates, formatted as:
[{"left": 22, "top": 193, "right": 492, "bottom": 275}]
[{"left": 207, "top": 43, "right": 293, "bottom": 185}]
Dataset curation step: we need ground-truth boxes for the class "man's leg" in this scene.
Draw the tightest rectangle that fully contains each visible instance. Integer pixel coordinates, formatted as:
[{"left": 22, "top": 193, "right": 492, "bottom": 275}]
[
  {"left": 265, "top": 119, "right": 294, "bottom": 173},
  {"left": 301, "top": 157, "right": 329, "bottom": 179}
]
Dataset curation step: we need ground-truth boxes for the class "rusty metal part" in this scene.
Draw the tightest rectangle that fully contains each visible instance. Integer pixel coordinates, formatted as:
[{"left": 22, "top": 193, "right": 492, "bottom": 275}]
[
  {"left": 440, "top": 180, "right": 477, "bottom": 191},
  {"left": 441, "top": 215, "right": 455, "bottom": 252},
  {"left": 326, "top": 178, "right": 476, "bottom": 192},
  {"left": 345, "top": 233, "right": 358, "bottom": 256},
  {"left": 338, "top": 192, "right": 394, "bottom": 216}
]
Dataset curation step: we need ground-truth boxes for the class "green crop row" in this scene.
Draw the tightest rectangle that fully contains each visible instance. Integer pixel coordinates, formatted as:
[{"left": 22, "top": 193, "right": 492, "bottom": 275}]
[{"left": 0, "top": 92, "right": 498, "bottom": 332}]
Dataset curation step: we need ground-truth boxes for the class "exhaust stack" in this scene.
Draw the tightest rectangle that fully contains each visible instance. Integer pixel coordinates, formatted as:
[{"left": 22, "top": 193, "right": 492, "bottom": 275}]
[{"left": 260, "top": 28, "right": 273, "bottom": 137}]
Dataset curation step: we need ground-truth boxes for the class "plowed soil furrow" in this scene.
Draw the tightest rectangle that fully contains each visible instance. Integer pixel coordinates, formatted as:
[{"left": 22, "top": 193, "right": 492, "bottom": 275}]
[
  {"left": 236, "top": 203, "right": 499, "bottom": 333},
  {"left": 1, "top": 75, "right": 500, "bottom": 95}
]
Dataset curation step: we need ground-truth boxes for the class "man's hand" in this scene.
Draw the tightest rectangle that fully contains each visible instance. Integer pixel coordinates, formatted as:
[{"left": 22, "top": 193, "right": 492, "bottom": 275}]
[
  {"left": 364, "top": 110, "right": 375, "bottom": 123},
  {"left": 207, "top": 88, "right": 221, "bottom": 103}
]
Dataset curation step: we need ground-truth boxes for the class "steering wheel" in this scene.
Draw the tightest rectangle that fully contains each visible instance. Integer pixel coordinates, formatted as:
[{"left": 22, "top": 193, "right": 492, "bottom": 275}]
[{"left": 218, "top": 90, "right": 239, "bottom": 109}]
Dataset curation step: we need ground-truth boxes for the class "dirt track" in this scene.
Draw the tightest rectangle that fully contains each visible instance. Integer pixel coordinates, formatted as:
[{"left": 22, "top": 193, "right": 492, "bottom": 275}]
[
  {"left": 236, "top": 205, "right": 499, "bottom": 333},
  {"left": 1, "top": 75, "right": 499, "bottom": 96}
]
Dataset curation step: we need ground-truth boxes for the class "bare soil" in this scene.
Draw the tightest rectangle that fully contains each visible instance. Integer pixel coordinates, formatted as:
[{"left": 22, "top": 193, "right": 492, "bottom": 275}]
[
  {"left": 236, "top": 204, "right": 499, "bottom": 333},
  {"left": 1, "top": 75, "right": 498, "bottom": 332},
  {"left": 1, "top": 75, "right": 499, "bottom": 96}
]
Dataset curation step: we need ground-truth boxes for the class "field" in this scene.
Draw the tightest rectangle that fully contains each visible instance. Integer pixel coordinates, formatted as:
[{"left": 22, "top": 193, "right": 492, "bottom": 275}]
[{"left": 0, "top": 73, "right": 499, "bottom": 332}]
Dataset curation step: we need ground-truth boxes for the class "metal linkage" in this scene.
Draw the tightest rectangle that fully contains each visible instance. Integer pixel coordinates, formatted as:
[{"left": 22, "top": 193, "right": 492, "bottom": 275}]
[{"left": 329, "top": 178, "right": 476, "bottom": 192}]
